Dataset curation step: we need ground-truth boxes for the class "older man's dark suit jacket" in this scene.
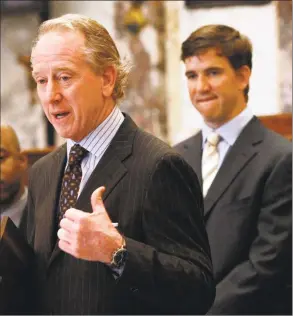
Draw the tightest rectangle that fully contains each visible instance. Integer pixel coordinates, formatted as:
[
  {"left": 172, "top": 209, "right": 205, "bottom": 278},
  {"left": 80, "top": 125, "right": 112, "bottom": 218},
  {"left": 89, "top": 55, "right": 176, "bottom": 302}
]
[
  {"left": 175, "top": 117, "right": 292, "bottom": 315},
  {"left": 22, "top": 115, "right": 215, "bottom": 315}
]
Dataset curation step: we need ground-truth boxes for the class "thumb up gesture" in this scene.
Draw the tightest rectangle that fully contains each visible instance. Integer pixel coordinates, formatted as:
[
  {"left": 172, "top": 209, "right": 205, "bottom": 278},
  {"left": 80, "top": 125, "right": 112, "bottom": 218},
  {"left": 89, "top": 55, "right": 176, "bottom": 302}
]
[
  {"left": 91, "top": 186, "right": 107, "bottom": 213},
  {"left": 58, "top": 186, "right": 123, "bottom": 263}
]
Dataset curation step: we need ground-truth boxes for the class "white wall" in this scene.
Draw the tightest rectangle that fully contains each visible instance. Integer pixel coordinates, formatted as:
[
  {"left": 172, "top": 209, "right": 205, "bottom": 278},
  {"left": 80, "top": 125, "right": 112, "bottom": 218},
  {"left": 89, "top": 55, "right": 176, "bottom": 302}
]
[
  {"left": 51, "top": 1, "right": 115, "bottom": 34},
  {"left": 1, "top": 13, "right": 47, "bottom": 149},
  {"left": 173, "top": 1, "right": 280, "bottom": 144}
]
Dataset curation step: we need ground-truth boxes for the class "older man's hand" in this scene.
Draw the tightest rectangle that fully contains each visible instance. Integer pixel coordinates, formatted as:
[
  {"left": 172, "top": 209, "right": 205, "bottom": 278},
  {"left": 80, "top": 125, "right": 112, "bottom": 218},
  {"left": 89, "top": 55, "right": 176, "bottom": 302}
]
[{"left": 58, "top": 186, "right": 123, "bottom": 263}]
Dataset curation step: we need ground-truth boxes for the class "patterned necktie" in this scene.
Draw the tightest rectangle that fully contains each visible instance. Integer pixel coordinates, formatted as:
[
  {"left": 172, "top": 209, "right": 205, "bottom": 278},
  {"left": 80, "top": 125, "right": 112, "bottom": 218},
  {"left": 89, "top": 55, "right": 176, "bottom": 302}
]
[
  {"left": 202, "top": 132, "right": 220, "bottom": 197},
  {"left": 58, "top": 144, "right": 88, "bottom": 223}
]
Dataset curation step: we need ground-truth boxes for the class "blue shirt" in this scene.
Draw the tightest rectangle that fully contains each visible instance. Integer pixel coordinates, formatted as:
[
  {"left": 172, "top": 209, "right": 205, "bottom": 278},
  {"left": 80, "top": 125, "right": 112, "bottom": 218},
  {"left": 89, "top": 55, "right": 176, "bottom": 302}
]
[
  {"left": 202, "top": 107, "right": 254, "bottom": 173},
  {"left": 66, "top": 106, "right": 124, "bottom": 196}
]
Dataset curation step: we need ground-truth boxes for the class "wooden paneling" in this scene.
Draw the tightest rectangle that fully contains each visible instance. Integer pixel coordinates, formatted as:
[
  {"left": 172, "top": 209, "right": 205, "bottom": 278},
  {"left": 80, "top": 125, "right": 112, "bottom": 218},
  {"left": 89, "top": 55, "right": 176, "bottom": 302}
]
[
  {"left": 23, "top": 147, "right": 55, "bottom": 167},
  {"left": 23, "top": 147, "right": 55, "bottom": 184},
  {"left": 258, "top": 113, "right": 292, "bottom": 140}
]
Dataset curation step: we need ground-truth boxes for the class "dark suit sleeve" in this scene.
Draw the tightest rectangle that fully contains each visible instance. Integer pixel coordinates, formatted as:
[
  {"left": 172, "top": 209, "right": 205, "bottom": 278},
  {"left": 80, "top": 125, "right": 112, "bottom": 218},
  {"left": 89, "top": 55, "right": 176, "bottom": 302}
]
[
  {"left": 19, "top": 177, "right": 36, "bottom": 247},
  {"left": 116, "top": 153, "right": 215, "bottom": 314},
  {"left": 208, "top": 150, "right": 292, "bottom": 314}
]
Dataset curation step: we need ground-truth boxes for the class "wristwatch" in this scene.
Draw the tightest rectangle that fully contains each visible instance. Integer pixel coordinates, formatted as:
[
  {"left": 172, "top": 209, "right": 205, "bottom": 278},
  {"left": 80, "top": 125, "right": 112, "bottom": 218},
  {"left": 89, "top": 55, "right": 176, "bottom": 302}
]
[{"left": 109, "top": 238, "right": 128, "bottom": 269}]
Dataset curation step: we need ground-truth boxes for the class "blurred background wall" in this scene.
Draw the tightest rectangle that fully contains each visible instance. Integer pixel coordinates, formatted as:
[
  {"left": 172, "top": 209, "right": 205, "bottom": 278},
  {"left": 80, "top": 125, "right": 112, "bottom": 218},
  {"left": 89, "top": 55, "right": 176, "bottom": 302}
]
[{"left": 1, "top": 0, "right": 291, "bottom": 147}]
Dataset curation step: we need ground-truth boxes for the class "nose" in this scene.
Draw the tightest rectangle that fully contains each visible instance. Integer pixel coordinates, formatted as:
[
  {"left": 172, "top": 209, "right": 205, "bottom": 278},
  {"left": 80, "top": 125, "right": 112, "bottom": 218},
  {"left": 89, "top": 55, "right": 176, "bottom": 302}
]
[
  {"left": 46, "top": 80, "right": 62, "bottom": 105},
  {"left": 196, "top": 75, "right": 210, "bottom": 93}
]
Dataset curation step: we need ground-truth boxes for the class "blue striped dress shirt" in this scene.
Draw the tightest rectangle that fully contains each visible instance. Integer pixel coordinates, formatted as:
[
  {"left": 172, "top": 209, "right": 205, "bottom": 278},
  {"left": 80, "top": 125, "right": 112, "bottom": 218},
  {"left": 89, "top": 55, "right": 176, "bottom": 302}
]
[{"left": 66, "top": 106, "right": 124, "bottom": 196}]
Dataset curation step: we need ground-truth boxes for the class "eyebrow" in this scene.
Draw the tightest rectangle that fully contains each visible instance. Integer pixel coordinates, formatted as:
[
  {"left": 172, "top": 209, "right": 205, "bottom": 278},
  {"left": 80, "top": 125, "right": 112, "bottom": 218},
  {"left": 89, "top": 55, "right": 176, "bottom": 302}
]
[
  {"left": 205, "top": 66, "right": 223, "bottom": 72},
  {"left": 32, "top": 67, "right": 75, "bottom": 78},
  {"left": 185, "top": 66, "right": 224, "bottom": 77}
]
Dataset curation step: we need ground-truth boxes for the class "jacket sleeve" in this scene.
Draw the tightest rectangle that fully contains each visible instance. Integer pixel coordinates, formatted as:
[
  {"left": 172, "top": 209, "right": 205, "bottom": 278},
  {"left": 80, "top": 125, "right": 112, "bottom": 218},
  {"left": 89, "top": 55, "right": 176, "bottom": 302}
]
[
  {"left": 208, "top": 150, "right": 292, "bottom": 314},
  {"left": 19, "top": 172, "right": 36, "bottom": 248},
  {"left": 116, "top": 153, "right": 215, "bottom": 314}
]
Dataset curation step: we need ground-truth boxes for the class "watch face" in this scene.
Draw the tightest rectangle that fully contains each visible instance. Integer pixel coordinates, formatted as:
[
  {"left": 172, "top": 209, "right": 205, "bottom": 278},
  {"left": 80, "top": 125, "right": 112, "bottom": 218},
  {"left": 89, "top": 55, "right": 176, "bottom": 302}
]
[{"left": 113, "top": 249, "right": 128, "bottom": 268}]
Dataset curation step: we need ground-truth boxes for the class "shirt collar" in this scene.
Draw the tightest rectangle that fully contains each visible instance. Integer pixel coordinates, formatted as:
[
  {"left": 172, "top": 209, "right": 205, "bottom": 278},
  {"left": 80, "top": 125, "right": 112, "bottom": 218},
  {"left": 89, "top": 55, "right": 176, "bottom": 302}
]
[
  {"left": 66, "top": 106, "right": 122, "bottom": 158},
  {"left": 1, "top": 187, "right": 28, "bottom": 227},
  {"left": 202, "top": 106, "right": 254, "bottom": 147}
]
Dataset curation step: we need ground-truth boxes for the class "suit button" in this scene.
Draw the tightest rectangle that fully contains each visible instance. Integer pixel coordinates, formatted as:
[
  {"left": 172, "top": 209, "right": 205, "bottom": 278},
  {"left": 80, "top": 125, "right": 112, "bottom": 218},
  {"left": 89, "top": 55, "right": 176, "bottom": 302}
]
[{"left": 130, "top": 287, "right": 139, "bottom": 293}]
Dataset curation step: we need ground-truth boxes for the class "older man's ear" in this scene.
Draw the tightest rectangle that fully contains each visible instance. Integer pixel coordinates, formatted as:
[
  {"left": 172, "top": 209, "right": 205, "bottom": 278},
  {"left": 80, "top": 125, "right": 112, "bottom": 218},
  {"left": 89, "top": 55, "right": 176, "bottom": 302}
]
[{"left": 101, "top": 65, "right": 117, "bottom": 98}]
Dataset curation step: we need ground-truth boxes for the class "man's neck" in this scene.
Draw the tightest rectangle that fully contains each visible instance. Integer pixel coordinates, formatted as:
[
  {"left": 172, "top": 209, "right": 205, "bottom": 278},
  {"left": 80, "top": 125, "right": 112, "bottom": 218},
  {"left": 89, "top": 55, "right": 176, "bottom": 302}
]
[
  {"left": 72, "top": 102, "right": 116, "bottom": 143},
  {"left": 206, "top": 103, "right": 247, "bottom": 129}
]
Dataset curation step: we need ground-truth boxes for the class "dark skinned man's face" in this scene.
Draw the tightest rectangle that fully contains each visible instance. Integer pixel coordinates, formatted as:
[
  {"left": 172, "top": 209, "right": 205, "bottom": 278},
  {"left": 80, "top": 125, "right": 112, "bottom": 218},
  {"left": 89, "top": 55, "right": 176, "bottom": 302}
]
[{"left": 0, "top": 128, "right": 27, "bottom": 209}]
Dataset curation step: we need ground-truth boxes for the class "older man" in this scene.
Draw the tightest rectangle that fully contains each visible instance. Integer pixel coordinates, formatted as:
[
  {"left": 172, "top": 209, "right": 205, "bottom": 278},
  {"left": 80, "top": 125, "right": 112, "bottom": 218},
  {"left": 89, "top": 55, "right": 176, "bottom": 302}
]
[
  {"left": 0, "top": 125, "right": 28, "bottom": 227},
  {"left": 22, "top": 14, "right": 215, "bottom": 314}
]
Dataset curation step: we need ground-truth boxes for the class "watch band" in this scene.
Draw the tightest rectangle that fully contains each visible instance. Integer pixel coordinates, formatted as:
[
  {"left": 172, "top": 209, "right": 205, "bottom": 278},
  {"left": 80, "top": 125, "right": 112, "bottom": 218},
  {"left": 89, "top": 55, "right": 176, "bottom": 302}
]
[{"left": 109, "top": 237, "right": 127, "bottom": 268}]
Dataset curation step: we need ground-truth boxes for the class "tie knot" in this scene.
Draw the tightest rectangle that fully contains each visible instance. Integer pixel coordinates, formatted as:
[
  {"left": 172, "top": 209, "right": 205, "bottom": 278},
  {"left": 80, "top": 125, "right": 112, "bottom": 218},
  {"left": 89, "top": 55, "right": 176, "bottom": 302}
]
[
  {"left": 207, "top": 132, "right": 220, "bottom": 146},
  {"left": 68, "top": 144, "right": 88, "bottom": 165}
]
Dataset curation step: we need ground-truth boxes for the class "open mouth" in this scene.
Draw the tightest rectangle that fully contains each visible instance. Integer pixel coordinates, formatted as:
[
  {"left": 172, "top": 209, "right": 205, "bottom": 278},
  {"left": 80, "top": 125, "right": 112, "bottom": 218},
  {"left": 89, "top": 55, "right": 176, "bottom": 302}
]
[{"left": 54, "top": 112, "right": 70, "bottom": 120}]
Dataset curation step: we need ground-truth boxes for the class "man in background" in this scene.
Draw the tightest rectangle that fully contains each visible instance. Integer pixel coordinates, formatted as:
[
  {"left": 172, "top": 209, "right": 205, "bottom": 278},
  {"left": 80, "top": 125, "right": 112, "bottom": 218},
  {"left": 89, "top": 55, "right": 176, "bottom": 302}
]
[
  {"left": 0, "top": 124, "right": 28, "bottom": 227},
  {"left": 175, "top": 24, "right": 292, "bottom": 314},
  {"left": 22, "top": 14, "right": 215, "bottom": 315}
]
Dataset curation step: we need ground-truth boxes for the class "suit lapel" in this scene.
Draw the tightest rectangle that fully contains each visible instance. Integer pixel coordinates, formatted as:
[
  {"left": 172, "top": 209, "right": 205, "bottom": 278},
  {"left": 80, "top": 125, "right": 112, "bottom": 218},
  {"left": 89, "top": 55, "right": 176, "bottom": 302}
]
[
  {"left": 78, "top": 114, "right": 136, "bottom": 215},
  {"left": 48, "top": 115, "right": 136, "bottom": 266},
  {"left": 182, "top": 132, "right": 203, "bottom": 187},
  {"left": 34, "top": 145, "right": 66, "bottom": 262},
  {"left": 204, "top": 117, "right": 263, "bottom": 217}
]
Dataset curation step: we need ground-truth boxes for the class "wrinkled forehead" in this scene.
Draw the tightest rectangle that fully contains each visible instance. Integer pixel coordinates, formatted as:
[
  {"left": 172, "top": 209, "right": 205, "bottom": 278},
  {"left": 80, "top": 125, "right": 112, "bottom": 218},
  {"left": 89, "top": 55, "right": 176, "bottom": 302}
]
[{"left": 31, "top": 30, "right": 85, "bottom": 65}]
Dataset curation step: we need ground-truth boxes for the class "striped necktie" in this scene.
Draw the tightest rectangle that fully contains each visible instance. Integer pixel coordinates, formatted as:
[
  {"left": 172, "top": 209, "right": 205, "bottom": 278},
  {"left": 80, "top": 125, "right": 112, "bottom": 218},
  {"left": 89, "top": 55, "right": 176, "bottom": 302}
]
[{"left": 202, "top": 133, "right": 220, "bottom": 197}]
